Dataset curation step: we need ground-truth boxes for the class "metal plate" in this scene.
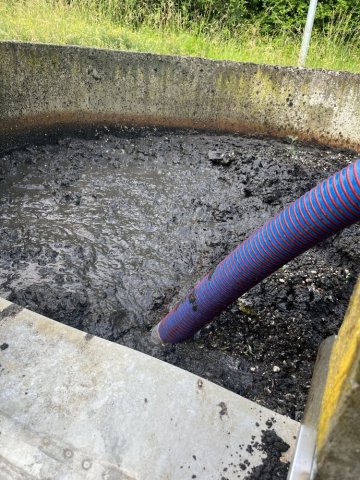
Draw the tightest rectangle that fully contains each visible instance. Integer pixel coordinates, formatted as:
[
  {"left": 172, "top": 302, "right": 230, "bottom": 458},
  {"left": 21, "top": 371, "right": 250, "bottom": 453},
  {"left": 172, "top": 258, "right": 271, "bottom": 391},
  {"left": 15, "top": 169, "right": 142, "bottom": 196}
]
[{"left": 0, "top": 298, "right": 299, "bottom": 479}]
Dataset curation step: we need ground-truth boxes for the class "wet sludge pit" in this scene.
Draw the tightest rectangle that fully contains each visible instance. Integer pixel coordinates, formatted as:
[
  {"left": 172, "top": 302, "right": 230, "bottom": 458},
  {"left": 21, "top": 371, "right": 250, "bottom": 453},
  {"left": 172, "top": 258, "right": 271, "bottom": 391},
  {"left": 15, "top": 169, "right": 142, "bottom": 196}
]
[{"left": 1, "top": 127, "right": 359, "bottom": 422}]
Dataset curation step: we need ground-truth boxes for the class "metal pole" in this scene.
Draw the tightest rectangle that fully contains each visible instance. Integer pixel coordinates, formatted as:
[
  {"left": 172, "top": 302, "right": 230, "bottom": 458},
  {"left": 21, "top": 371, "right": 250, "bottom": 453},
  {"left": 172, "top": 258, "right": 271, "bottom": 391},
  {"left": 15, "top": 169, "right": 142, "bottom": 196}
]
[{"left": 298, "top": 0, "right": 318, "bottom": 67}]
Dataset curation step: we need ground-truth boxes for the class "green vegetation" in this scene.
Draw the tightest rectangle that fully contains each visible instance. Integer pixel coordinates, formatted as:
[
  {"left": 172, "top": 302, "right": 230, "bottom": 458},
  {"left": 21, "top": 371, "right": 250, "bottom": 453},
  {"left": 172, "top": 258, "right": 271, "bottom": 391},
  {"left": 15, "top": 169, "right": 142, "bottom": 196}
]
[{"left": 0, "top": 0, "right": 359, "bottom": 72}]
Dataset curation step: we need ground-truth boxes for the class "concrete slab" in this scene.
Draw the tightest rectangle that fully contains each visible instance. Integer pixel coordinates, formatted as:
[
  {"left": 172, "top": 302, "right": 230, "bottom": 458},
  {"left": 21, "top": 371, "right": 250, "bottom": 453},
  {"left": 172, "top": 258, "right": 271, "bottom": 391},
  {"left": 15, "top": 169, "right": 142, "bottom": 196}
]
[{"left": 0, "top": 298, "right": 299, "bottom": 479}]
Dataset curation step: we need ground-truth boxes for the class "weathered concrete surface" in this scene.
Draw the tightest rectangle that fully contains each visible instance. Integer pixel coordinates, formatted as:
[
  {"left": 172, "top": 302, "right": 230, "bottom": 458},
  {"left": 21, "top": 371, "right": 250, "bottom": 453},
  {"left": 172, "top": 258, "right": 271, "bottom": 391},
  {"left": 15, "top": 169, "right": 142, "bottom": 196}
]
[
  {"left": 316, "top": 279, "right": 360, "bottom": 479},
  {"left": 0, "top": 41, "right": 360, "bottom": 153},
  {"left": 0, "top": 298, "right": 299, "bottom": 479}
]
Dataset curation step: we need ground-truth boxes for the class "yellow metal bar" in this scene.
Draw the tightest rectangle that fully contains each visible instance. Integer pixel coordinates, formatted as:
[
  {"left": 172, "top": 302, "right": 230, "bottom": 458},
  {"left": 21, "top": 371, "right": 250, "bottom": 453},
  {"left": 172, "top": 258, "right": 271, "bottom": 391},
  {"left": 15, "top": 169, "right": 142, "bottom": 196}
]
[{"left": 316, "top": 278, "right": 360, "bottom": 478}]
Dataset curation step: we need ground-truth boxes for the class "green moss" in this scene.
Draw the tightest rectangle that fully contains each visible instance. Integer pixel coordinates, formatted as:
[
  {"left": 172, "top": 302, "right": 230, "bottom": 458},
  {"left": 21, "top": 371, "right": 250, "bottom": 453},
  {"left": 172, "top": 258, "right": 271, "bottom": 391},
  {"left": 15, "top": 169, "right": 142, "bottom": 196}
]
[{"left": 237, "top": 301, "right": 259, "bottom": 319}]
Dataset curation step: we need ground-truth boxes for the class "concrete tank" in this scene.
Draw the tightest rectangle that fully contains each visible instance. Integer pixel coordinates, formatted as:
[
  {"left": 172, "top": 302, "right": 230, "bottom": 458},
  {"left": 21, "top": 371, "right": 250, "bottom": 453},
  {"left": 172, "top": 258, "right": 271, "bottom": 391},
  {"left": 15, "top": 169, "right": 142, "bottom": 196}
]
[
  {"left": 1, "top": 41, "right": 360, "bottom": 152},
  {"left": 0, "top": 41, "right": 359, "bottom": 480}
]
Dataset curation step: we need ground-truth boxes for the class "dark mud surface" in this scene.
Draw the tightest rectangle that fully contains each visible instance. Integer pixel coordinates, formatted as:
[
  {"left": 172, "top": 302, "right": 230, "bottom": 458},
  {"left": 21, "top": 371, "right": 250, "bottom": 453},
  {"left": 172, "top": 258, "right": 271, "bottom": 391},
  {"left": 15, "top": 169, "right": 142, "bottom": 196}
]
[
  {"left": 244, "top": 429, "right": 290, "bottom": 480},
  {"left": 1, "top": 128, "right": 359, "bottom": 424}
]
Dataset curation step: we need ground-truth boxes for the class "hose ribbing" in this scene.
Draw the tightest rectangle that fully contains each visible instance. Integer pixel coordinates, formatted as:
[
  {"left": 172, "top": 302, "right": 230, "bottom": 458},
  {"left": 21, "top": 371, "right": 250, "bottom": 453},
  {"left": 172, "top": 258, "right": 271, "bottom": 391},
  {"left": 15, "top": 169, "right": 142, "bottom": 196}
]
[{"left": 155, "top": 159, "right": 360, "bottom": 344}]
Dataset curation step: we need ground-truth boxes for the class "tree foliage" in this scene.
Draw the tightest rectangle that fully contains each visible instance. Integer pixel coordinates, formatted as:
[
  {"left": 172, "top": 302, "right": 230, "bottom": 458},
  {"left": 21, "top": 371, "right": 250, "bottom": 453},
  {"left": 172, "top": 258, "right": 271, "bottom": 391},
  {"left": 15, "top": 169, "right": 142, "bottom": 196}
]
[
  {"left": 73, "top": 0, "right": 360, "bottom": 39},
  {"left": 261, "top": 0, "right": 360, "bottom": 35}
]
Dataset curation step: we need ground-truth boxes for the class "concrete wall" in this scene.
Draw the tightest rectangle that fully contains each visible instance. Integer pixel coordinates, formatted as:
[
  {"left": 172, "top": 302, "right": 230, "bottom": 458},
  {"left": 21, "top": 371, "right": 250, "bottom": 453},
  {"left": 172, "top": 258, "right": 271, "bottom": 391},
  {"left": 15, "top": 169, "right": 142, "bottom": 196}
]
[{"left": 0, "top": 41, "right": 360, "bottom": 153}]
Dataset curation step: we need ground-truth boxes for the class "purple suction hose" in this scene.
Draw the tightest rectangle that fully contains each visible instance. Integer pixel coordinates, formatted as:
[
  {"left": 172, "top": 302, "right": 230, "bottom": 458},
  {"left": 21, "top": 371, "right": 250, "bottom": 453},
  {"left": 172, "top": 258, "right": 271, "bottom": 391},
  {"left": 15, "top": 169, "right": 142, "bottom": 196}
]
[{"left": 152, "top": 159, "right": 360, "bottom": 344}]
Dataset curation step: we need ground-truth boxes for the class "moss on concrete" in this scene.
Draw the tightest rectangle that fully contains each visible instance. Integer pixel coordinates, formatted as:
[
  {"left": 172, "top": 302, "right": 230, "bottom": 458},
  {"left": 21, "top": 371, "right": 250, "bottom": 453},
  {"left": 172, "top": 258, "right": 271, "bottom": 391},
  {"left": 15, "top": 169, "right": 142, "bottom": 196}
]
[{"left": 0, "top": 41, "right": 360, "bottom": 153}]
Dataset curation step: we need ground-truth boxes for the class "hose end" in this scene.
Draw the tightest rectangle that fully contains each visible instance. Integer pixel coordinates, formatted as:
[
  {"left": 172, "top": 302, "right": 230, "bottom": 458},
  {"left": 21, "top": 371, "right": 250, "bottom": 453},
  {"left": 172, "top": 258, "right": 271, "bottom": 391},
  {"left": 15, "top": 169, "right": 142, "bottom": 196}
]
[{"left": 150, "top": 323, "right": 165, "bottom": 345}]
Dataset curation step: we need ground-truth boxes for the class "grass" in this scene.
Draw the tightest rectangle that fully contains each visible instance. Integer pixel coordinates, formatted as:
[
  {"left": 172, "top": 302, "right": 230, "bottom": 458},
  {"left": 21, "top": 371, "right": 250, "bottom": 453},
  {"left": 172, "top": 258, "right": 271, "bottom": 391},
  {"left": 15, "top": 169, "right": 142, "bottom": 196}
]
[{"left": 0, "top": 0, "right": 359, "bottom": 73}]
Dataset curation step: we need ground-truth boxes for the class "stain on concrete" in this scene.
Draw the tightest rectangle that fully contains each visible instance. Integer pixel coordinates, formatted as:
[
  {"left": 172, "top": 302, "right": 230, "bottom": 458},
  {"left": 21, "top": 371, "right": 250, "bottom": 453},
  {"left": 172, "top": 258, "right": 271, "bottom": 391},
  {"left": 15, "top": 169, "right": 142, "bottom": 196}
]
[
  {"left": 0, "top": 304, "right": 24, "bottom": 322},
  {"left": 0, "top": 42, "right": 360, "bottom": 153}
]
